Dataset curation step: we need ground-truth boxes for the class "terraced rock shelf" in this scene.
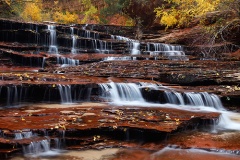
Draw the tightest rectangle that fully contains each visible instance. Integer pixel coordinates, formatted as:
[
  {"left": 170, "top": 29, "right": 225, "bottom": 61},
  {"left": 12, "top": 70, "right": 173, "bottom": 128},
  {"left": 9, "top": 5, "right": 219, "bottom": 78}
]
[{"left": 0, "top": 19, "right": 239, "bottom": 159}]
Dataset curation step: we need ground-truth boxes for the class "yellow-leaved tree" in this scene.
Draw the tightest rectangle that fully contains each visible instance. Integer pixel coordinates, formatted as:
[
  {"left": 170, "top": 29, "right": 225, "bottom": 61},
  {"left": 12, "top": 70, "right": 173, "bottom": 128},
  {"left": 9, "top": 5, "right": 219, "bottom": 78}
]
[
  {"left": 21, "top": 1, "right": 42, "bottom": 21},
  {"left": 53, "top": 11, "right": 79, "bottom": 24},
  {"left": 81, "top": 0, "right": 99, "bottom": 24},
  {"left": 155, "top": 0, "right": 221, "bottom": 28}
]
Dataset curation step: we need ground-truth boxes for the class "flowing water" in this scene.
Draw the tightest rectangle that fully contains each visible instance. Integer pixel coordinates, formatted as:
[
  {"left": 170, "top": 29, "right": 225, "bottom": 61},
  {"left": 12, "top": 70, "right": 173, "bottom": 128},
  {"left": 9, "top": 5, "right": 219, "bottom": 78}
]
[
  {"left": 98, "top": 82, "right": 240, "bottom": 131},
  {"left": 0, "top": 21, "right": 239, "bottom": 159},
  {"left": 70, "top": 27, "right": 77, "bottom": 54},
  {"left": 47, "top": 25, "right": 58, "bottom": 54},
  {"left": 1, "top": 82, "right": 239, "bottom": 159}
]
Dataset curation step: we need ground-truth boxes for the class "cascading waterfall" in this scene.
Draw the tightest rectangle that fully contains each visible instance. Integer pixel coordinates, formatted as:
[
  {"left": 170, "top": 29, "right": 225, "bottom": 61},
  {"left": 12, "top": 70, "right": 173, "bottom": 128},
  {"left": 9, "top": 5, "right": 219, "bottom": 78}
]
[
  {"left": 42, "top": 57, "right": 46, "bottom": 68},
  {"left": 184, "top": 92, "right": 224, "bottom": 109},
  {"left": 58, "top": 57, "right": 79, "bottom": 67},
  {"left": 85, "top": 30, "right": 91, "bottom": 38},
  {"left": 47, "top": 26, "right": 80, "bottom": 66},
  {"left": 164, "top": 91, "right": 225, "bottom": 110},
  {"left": 99, "top": 82, "right": 240, "bottom": 130},
  {"left": 113, "top": 35, "right": 133, "bottom": 41},
  {"left": 98, "top": 40, "right": 109, "bottom": 53},
  {"left": 112, "top": 35, "right": 141, "bottom": 55},
  {"left": 57, "top": 84, "right": 72, "bottom": 103},
  {"left": 70, "top": 27, "right": 77, "bottom": 54},
  {"left": 99, "top": 82, "right": 223, "bottom": 109},
  {"left": 7, "top": 86, "right": 18, "bottom": 106},
  {"left": 15, "top": 130, "right": 33, "bottom": 140},
  {"left": 112, "top": 35, "right": 186, "bottom": 58},
  {"left": 57, "top": 84, "right": 93, "bottom": 103},
  {"left": 99, "top": 82, "right": 145, "bottom": 103},
  {"left": 164, "top": 91, "right": 185, "bottom": 105},
  {"left": 6, "top": 85, "right": 28, "bottom": 107},
  {"left": 14, "top": 130, "right": 59, "bottom": 156},
  {"left": 23, "top": 139, "right": 51, "bottom": 155},
  {"left": 146, "top": 43, "right": 187, "bottom": 59},
  {"left": 92, "top": 40, "right": 110, "bottom": 53},
  {"left": 47, "top": 25, "right": 58, "bottom": 54},
  {"left": 130, "top": 41, "right": 141, "bottom": 55},
  {"left": 103, "top": 56, "right": 132, "bottom": 61}
]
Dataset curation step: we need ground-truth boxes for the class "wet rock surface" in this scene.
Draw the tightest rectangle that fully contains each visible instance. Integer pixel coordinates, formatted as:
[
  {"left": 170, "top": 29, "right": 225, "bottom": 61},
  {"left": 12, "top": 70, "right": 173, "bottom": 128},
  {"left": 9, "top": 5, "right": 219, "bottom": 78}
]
[
  {"left": 0, "top": 103, "right": 220, "bottom": 157},
  {"left": 0, "top": 19, "right": 239, "bottom": 159}
]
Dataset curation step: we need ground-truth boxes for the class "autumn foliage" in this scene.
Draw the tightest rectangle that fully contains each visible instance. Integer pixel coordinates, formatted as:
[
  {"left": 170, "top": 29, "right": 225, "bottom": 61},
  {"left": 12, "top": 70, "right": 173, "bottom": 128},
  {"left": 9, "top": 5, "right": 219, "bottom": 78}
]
[
  {"left": 53, "top": 11, "right": 79, "bottom": 24},
  {"left": 2, "top": 0, "right": 239, "bottom": 27},
  {"left": 21, "top": 2, "right": 42, "bottom": 21},
  {"left": 154, "top": 0, "right": 222, "bottom": 28},
  {"left": 154, "top": 0, "right": 240, "bottom": 29}
]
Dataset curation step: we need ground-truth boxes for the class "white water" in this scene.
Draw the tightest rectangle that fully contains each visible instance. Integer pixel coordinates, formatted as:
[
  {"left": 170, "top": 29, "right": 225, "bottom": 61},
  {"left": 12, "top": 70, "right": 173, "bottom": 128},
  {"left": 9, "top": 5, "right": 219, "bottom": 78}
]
[
  {"left": 14, "top": 129, "right": 61, "bottom": 158},
  {"left": 151, "top": 146, "right": 240, "bottom": 159},
  {"left": 113, "top": 35, "right": 133, "bottom": 42},
  {"left": 47, "top": 25, "right": 58, "bottom": 54},
  {"left": 99, "top": 82, "right": 145, "bottom": 104},
  {"left": 15, "top": 130, "right": 33, "bottom": 140},
  {"left": 42, "top": 57, "right": 46, "bottom": 68},
  {"left": 130, "top": 41, "right": 141, "bottom": 55},
  {"left": 146, "top": 42, "right": 188, "bottom": 60},
  {"left": 58, "top": 57, "right": 79, "bottom": 66},
  {"left": 103, "top": 56, "right": 132, "bottom": 61},
  {"left": 7, "top": 86, "right": 18, "bottom": 106},
  {"left": 111, "top": 35, "right": 187, "bottom": 58},
  {"left": 99, "top": 40, "right": 108, "bottom": 53},
  {"left": 85, "top": 30, "right": 91, "bottom": 38},
  {"left": 57, "top": 84, "right": 72, "bottom": 103},
  {"left": 94, "top": 40, "right": 109, "bottom": 53},
  {"left": 112, "top": 35, "right": 140, "bottom": 55},
  {"left": 164, "top": 91, "right": 225, "bottom": 110},
  {"left": 99, "top": 82, "right": 240, "bottom": 131},
  {"left": 23, "top": 140, "right": 49, "bottom": 154},
  {"left": 70, "top": 27, "right": 77, "bottom": 54}
]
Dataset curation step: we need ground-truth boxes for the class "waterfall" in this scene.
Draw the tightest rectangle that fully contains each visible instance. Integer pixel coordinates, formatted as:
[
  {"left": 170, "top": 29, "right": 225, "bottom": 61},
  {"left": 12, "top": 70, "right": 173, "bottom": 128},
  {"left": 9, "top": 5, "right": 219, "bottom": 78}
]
[
  {"left": 23, "top": 139, "right": 51, "bottom": 155},
  {"left": 13, "top": 130, "right": 61, "bottom": 156},
  {"left": 57, "top": 84, "right": 72, "bottom": 103},
  {"left": 58, "top": 57, "right": 79, "bottom": 67},
  {"left": 85, "top": 30, "right": 91, "bottom": 38},
  {"left": 7, "top": 86, "right": 19, "bottom": 106},
  {"left": 147, "top": 43, "right": 183, "bottom": 52},
  {"left": 99, "top": 40, "right": 108, "bottom": 53},
  {"left": 99, "top": 82, "right": 224, "bottom": 110},
  {"left": 130, "top": 41, "right": 140, "bottom": 55},
  {"left": 47, "top": 25, "right": 58, "bottom": 54},
  {"left": 164, "top": 91, "right": 185, "bottom": 105},
  {"left": 184, "top": 92, "right": 224, "bottom": 109},
  {"left": 42, "top": 57, "right": 46, "bottom": 68},
  {"left": 164, "top": 91, "right": 224, "bottom": 109},
  {"left": 98, "top": 82, "right": 240, "bottom": 130},
  {"left": 103, "top": 56, "right": 132, "bottom": 61},
  {"left": 70, "top": 27, "right": 77, "bottom": 54},
  {"left": 15, "top": 130, "right": 33, "bottom": 140},
  {"left": 114, "top": 35, "right": 133, "bottom": 41},
  {"left": 99, "top": 82, "right": 145, "bottom": 104},
  {"left": 145, "top": 42, "right": 188, "bottom": 60},
  {"left": 92, "top": 40, "right": 110, "bottom": 53}
]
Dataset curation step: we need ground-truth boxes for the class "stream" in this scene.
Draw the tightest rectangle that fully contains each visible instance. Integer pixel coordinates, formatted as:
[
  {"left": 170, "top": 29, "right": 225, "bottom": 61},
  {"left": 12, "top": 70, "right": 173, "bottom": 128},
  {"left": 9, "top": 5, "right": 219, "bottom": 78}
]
[{"left": 0, "top": 19, "right": 239, "bottom": 159}]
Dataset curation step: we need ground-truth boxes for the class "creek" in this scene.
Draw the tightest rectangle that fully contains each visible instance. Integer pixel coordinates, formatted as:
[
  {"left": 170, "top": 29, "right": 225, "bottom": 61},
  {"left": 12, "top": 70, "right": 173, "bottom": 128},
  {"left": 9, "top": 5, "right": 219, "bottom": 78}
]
[{"left": 0, "top": 19, "right": 239, "bottom": 159}]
